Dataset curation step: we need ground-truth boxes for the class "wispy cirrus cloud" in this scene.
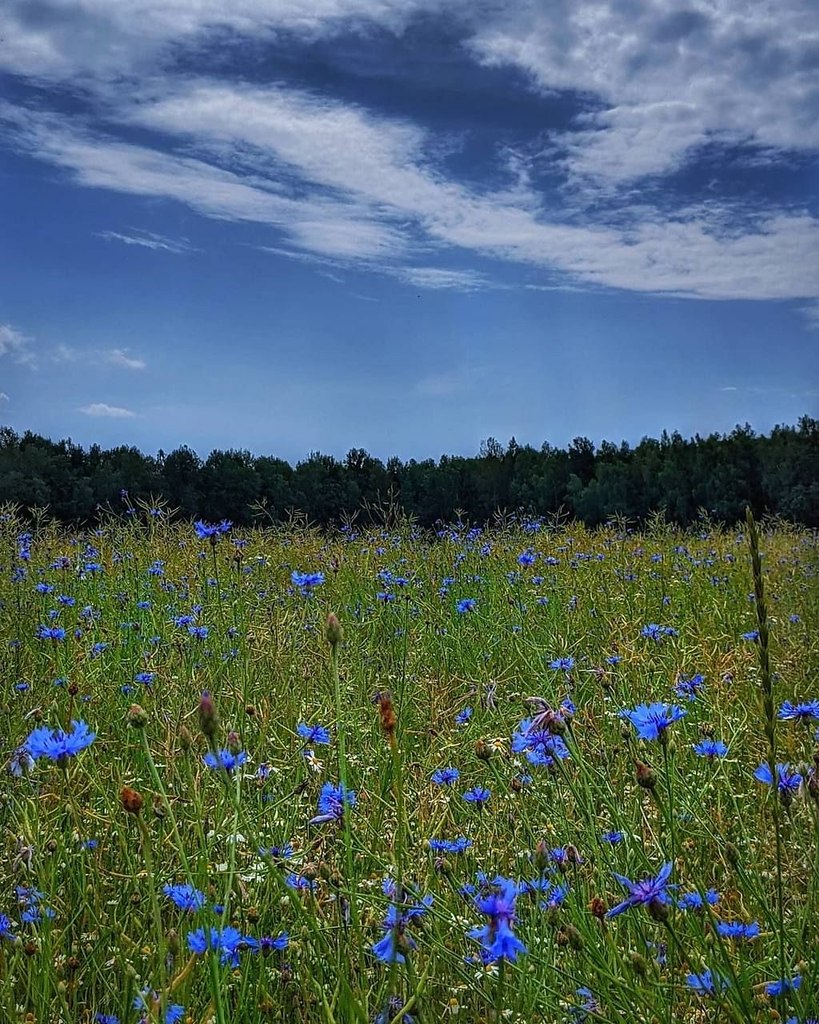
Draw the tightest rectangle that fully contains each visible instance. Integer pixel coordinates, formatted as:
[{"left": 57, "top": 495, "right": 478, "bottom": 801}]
[
  {"left": 78, "top": 402, "right": 137, "bottom": 418},
  {"left": 53, "top": 343, "right": 146, "bottom": 370},
  {"left": 97, "top": 229, "right": 198, "bottom": 253},
  {"left": 0, "top": 0, "right": 817, "bottom": 312}
]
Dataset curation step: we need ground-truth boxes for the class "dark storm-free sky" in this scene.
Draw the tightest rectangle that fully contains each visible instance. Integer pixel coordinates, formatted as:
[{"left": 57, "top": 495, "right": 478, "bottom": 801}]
[{"left": 1, "top": 0, "right": 818, "bottom": 461}]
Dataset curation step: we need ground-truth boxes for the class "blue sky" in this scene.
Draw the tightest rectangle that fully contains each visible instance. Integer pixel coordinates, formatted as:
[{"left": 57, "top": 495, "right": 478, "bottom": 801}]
[{"left": 1, "top": 0, "right": 817, "bottom": 462}]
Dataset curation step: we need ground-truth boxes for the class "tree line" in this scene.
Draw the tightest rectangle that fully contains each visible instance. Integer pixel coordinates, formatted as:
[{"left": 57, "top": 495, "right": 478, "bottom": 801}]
[{"left": 0, "top": 417, "right": 817, "bottom": 528}]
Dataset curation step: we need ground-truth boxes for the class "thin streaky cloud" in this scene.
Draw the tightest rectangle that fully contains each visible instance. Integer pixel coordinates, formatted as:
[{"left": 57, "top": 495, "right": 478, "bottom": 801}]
[
  {"left": 78, "top": 402, "right": 137, "bottom": 418},
  {"left": 97, "top": 229, "right": 198, "bottom": 254}
]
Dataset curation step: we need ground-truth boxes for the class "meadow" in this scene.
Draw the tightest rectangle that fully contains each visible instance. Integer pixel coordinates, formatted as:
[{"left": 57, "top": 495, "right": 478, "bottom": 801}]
[{"left": 1, "top": 503, "right": 818, "bottom": 1024}]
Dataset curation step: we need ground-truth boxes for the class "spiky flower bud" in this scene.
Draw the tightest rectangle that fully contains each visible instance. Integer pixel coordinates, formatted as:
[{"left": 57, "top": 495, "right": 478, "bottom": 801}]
[
  {"left": 227, "top": 730, "right": 242, "bottom": 756},
  {"left": 325, "top": 613, "right": 343, "bottom": 647},
  {"left": 376, "top": 691, "right": 397, "bottom": 739},
  {"left": 589, "top": 897, "right": 608, "bottom": 920},
  {"left": 178, "top": 725, "right": 193, "bottom": 752},
  {"left": 474, "top": 739, "right": 493, "bottom": 761},
  {"left": 120, "top": 786, "right": 144, "bottom": 815},
  {"left": 636, "top": 761, "right": 656, "bottom": 790},
  {"left": 198, "top": 691, "right": 219, "bottom": 739},
  {"left": 127, "top": 704, "right": 148, "bottom": 729}
]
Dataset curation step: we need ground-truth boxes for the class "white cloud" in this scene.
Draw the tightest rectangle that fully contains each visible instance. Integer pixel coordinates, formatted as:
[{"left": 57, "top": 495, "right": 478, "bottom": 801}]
[
  {"left": 0, "top": 323, "right": 36, "bottom": 367},
  {"left": 0, "top": 391, "right": 10, "bottom": 403},
  {"left": 97, "top": 229, "right": 197, "bottom": 253},
  {"left": 392, "top": 267, "right": 491, "bottom": 290},
  {"left": 105, "top": 348, "right": 146, "bottom": 370},
  {"left": 470, "top": 0, "right": 819, "bottom": 185},
  {"left": 79, "top": 402, "right": 137, "bottom": 418}
]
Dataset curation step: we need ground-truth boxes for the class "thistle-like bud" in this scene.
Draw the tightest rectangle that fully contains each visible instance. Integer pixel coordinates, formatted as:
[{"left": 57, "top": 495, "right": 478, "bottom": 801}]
[
  {"left": 589, "top": 897, "right": 608, "bottom": 920},
  {"left": 636, "top": 762, "right": 656, "bottom": 790},
  {"left": 167, "top": 929, "right": 180, "bottom": 957},
  {"left": 198, "top": 691, "right": 219, "bottom": 739},
  {"left": 647, "top": 897, "right": 670, "bottom": 923},
  {"left": 178, "top": 725, "right": 193, "bottom": 752},
  {"left": 127, "top": 704, "right": 148, "bottom": 729},
  {"left": 534, "top": 840, "right": 550, "bottom": 874},
  {"left": 376, "top": 691, "right": 397, "bottom": 739},
  {"left": 120, "top": 786, "right": 144, "bottom": 815},
  {"left": 227, "top": 730, "right": 242, "bottom": 756},
  {"left": 325, "top": 613, "right": 343, "bottom": 647},
  {"left": 474, "top": 739, "right": 493, "bottom": 761}
]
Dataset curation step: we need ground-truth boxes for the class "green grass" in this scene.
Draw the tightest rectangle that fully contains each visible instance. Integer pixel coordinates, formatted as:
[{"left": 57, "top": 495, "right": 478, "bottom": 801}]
[{"left": 1, "top": 505, "right": 818, "bottom": 1024}]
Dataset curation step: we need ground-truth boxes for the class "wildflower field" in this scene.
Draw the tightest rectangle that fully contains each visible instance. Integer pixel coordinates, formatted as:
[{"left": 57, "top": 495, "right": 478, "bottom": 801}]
[{"left": 2, "top": 506, "right": 818, "bottom": 1024}]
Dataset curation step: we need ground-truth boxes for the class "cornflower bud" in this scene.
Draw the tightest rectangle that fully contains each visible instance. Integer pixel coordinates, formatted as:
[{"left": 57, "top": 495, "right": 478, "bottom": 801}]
[
  {"left": 636, "top": 761, "right": 656, "bottom": 790},
  {"left": 178, "top": 725, "right": 193, "bottom": 752},
  {"left": 120, "top": 786, "right": 144, "bottom": 815},
  {"left": 198, "top": 691, "right": 219, "bottom": 739},
  {"left": 589, "top": 897, "right": 608, "bottom": 920},
  {"left": 376, "top": 691, "right": 397, "bottom": 739},
  {"left": 227, "top": 730, "right": 242, "bottom": 756},
  {"left": 474, "top": 739, "right": 493, "bottom": 761},
  {"left": 325, "top": 613, "right": 343, "bottom": 647},
  {"left": 127, "top": 704, "right": 148, "bottom": 729}
]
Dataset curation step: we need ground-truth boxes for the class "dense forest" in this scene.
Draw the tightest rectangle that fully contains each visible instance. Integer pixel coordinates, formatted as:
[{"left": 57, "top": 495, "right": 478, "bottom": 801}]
[{"left": 0, "top": 417, "right": 817, "bottom": 528}]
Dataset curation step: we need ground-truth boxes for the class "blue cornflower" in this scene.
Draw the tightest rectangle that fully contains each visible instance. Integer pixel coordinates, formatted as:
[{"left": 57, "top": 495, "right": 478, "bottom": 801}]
[
  {"left": 778, "top": 700, "right": 819, "bottom": 722},
  {"left": 291, "top": 570, "right": 325, "bottom": 594},
  {"left": 456, "top": 598, "right": 476, "bottom": 614},
  {"left": 740, "top": 630, "right": 759, "bottom": 641},
  {"left": 468, "top": 877, "right": 527, "bottom": 963},
  {"left": 135, "top": 671, "right": 155, "bottom": 685},
  {"left": 601, "top": 830, "right": 624, "bottom": 845},
  {"left": 431, "top": 767, "right": 460, "bottom": 785},
  {"left": 372, "top": 893, "right": 432, "bottom": 963},
  {"left": 91, "top": 642, "right": 108, "bottom": 656},
  {"left": 194, "top": 520, "right": 232, "bottom": 540},
  {"left": 686, "top": 969, "right": 728, "bottom": 995},
  {"left": 607, "top": 862, "right": 674, "bottom": 919},
  {"left": 640, "top": 624, "right": 678, "bottom": 641},
  {"left": 35, "top": 582, "right": 54, "bottom": 594},
  {"left": 163, "top": 883, "right": 206, "bottom": 911},
  {"left": 0, "top": 914, "right": 15, "bottom": 941},
  {"left": 517, "top": 550, "right": 536, "bottom": 567},
  {"left": 203, "top": 750, "right": 247, "bottom": 773},
  {"left": 511, "top": 719, "right": 571, "bottom": 767},
  {"left": 427, "top": 837, "right": 472, "bottom": 854},
  {"left": 677, "top": 889, "right": 719, "bottom": 910},
  {"left": 37, "top": 625, "right": 66, "bottom": 641},
  {"left": 188, "top": 625, "right": 209, "bottom": 639},
  {"left": 549, "top": 656, "right": 575, "bottom": 671},
  {"left": 620, "top": 702, "right": 686, "bottom": 742},
  {"left": 187, "top": 925, "right": 246, "bottom": 966},
  {"left": 25, "top": 720, "right": 95, "bottom": 762},
  {"left": 675, "top": 673, "right": 705, "bottom": 700},
  {"left": 310, "top": 781, "right": 356, "bottom": 825},
  {"left": 715, "top": 920, "right": 760, "bottom": 940},
  {"left": 296, "top": 722, "right": 331, "bottom": 745},
  {"left": 165, "top": 1007, "right": 185, "bottom": 1024},
  {"left": 455, "top": 707, "right": 473, "bottom": 725},
  {"left": 693, "top": 739, "right": 728, "bottom": 759},
  {"left": 16, "top": 886, "right": 55, "bottom": 923},
  {"left": 754, "top": 762, "right": 802, "bottom": 795},
  {"left": 766, "top": 975, "right": 801, "bottom": 998},
  {"left": 463, "top": 786, "right": 491, "bottom": 806},
  {"left": 95, "top": 1015, "right": 120, "bottom": 1024}
]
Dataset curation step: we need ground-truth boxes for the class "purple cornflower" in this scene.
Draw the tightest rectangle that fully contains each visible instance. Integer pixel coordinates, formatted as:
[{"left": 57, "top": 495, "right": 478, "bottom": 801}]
[
  {"left": 468, "top": 877, "right": 527, "bottom": 962},
  {"left": 620, "top": 702, "right": 686, "bottom": 742},
  {"left": 431, "top": 767, "right": 460, "bottom": 785},
  {"left": 310, "top": 781, "right": 356, "bottom": 825},
  {"left": 194, "top": 520, "right": 232, "bottom": 540},
  {"left": 607, "top": 862, "right": 674, "bottom": 919},
  {"left": 778, "top": 700, "right": 819, "bottom": 722},
  {"left": 25, "top": 720, "right": 95, "bottom": 763}
]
